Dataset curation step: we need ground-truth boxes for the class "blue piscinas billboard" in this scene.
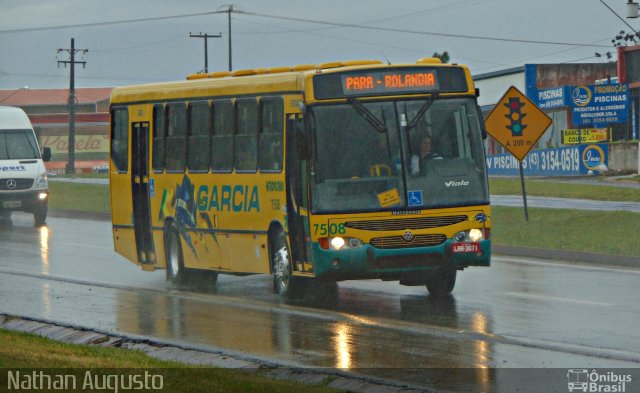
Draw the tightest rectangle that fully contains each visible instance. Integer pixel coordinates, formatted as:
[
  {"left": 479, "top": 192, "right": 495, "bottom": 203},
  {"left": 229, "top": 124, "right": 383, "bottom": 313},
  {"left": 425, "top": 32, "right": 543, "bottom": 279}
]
[
  {"left": 487, "top": 144, "right": 609, "bottom": 176},
  {"left": 571, "top": 83, "right": 629, "bottom": 127}
]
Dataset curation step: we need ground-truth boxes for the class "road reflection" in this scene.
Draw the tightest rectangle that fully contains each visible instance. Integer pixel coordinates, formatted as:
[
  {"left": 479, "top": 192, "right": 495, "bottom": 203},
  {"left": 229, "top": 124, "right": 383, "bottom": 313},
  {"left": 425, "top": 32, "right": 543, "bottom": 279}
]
[
  {"left": 115, "top": 282, "right": 495, "bottom": 390},
  {"left": 39, "top": 225, "right": 50, "bottom": 274}
]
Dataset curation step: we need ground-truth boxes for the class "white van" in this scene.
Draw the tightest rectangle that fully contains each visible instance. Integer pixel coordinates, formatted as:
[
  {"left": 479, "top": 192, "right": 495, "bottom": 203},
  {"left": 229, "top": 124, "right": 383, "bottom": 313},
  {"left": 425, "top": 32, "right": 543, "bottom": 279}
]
[{"left": 0, "top": 106, "right": 51, "bottom": 225}]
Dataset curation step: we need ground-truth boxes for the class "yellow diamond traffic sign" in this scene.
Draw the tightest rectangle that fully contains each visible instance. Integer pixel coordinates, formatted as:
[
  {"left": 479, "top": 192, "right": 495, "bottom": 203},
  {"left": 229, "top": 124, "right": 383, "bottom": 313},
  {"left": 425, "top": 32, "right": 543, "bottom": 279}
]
[{"left": 485, "top": 86, "right": 552, "bottom": 161}]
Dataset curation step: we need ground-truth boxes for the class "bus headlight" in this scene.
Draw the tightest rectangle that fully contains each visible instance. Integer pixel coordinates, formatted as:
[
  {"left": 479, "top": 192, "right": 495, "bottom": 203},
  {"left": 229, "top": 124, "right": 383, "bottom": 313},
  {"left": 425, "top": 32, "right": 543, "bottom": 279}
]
[
  {"left": 320, "top": 237, "right": 364, "bottom": 250},
  {"left": 330, "top": 237, "right": 345, "bottom": 250},
  {"left": 469, "top": 228, "right": 483, "bottom": 242},
  {"left": 454, "top": 229, "right": 485, "bottom": 242}
]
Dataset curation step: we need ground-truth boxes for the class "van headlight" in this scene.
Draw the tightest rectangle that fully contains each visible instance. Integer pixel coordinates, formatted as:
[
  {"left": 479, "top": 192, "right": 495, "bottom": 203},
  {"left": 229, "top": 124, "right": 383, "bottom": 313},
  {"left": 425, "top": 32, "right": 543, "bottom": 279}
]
[{"left": 35, "top": 173, "right": 48, "bottom": 188}]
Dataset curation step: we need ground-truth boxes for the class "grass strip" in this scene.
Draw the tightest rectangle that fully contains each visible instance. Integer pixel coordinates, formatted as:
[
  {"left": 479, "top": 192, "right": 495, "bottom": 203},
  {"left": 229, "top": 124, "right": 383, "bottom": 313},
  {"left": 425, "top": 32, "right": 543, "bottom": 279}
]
[
  {"left": 491, "top": 206, "right": 640, "bottom": 257},
  {"left": 489, "top": 177, "right": 640, "bottom": 202},
  {"left": 0, "top": 328, "right": 340, "bottom": 393},
  {"left": 48, "top": 182, "right": 111, "bottom": 213}
]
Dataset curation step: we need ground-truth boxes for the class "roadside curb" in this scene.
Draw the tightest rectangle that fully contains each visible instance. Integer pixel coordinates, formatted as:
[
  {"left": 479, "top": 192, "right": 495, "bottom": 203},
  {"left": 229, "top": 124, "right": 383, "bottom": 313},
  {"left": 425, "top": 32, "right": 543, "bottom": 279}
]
[
  {"left": 493, "top": 245, "right": 640, "bottom": 268},
  {"left": 0, "top": 314, "right": 432, "bottom": 393},
  {"left": 49, "top": 209, "right": 111, "bottom": 221}
]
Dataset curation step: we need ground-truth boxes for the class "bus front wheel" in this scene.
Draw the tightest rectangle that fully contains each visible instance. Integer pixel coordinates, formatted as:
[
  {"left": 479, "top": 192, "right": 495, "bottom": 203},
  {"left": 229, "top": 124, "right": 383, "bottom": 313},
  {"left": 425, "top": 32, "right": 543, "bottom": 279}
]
[
  {"left": 165, "top": 224, "right": 185, "bottom": 284},
  {"left": 425, "top": 268, "right": 457, "bottom": 296}
]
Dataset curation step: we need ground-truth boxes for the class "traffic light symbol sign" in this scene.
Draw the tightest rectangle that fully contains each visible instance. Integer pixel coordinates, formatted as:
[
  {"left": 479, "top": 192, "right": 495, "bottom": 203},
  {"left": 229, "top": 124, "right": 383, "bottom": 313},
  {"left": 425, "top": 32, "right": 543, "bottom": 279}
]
[{"left": 504, "top": 97, "right": 527, "bottom": 136}]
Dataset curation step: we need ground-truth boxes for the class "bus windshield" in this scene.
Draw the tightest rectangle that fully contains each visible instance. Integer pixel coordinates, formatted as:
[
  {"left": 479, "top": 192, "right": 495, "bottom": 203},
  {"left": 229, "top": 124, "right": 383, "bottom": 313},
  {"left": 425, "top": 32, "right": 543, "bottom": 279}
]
[
  {"left": 0, "top": 130, "right": 40, "bottom": 160},
  {"left": 311, "top": 98, "right": 489, "bottom": 213}
]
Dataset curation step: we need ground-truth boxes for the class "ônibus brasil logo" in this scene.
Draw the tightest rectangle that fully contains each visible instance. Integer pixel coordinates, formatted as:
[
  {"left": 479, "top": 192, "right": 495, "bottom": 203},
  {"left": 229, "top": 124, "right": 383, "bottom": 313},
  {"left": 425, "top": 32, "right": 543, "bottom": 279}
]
[{"left": 566, "top": 369, "right": 632, "bottom": 392}]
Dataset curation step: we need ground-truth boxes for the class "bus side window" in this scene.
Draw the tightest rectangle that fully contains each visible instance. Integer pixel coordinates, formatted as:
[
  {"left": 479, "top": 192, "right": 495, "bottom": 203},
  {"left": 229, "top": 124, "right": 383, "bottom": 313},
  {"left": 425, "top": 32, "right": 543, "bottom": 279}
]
[
  {"left": 211, "top": 100, "right": 234, "bottom": 172},
  {"left": 258, "top": 97, "right": 283, "bottom": 172},
  {"left": 188, "top": 101, "right": 211, "bottom": 172},
  {"left": 152, "top": 104, "right": 165, "bottom": 172},
  {"left": 166, "top": 103, "right": 187, "bottom": 172},
  {"left": 234, "top": 98, "right": 258, "bottom": 172},
  {"left": 110, "top": 107, "right": 129, "bottom": 172}
]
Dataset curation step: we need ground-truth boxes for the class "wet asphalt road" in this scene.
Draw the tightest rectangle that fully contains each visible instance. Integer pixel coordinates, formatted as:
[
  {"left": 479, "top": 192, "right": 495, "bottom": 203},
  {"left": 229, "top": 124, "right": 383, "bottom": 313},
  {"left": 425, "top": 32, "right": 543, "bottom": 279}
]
[{"left": 1, "top": 212, "right": 639, "bottom": 392}]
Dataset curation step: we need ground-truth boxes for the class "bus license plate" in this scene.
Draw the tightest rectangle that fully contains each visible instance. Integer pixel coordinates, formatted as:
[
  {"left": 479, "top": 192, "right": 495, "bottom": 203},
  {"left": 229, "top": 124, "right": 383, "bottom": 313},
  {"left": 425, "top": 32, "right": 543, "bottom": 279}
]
[
  {"left": 3, "top": 201, "right": 21, "bottom": 208},
  {"left": 452, "top": 242, "right": 480, "bottom": 253}
]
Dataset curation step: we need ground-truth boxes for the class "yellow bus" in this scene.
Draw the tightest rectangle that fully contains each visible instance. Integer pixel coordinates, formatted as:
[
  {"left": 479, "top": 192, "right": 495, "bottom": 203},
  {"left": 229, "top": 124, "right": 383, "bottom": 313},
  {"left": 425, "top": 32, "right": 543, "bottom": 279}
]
[{"left": 109, "top": 58, "right": 491, "bottom": 299}]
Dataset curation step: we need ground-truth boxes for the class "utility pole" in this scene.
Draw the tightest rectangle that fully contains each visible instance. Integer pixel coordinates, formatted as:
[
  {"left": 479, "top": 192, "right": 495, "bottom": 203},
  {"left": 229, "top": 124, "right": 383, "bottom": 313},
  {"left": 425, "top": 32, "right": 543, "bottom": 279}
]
[
  {"left": 217, "top": 4, "right": 239, "bottom": 71},
  {"left": 57, "top": 38, "right": 87, "bottom": 174},
  {"left": 190, "top": 32, "right": 221, "bottom": 73}
]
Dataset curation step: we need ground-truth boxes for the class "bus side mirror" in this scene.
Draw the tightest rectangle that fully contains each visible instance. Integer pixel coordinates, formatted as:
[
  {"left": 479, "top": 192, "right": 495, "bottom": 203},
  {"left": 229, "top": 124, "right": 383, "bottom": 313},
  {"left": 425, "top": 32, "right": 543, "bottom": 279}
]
[
  {"left": 476, "top": 104, "right": 488, "bottom": 140},
  {"left": 42, "top": 147, "right": 52, "bottom": 162}
]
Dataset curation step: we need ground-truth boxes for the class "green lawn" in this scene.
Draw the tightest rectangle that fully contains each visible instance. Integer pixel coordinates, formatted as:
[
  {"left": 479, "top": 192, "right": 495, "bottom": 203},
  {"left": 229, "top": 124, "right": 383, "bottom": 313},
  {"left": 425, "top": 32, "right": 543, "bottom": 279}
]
[
  {"left": 489, "top": 177, "right": 640, "bottom": 202},
  {"left": 491, "top": 206, "right": 640, "bottom": 256},
  {"left": 0, "top": 328, "right": 341, "bottom": 393}
]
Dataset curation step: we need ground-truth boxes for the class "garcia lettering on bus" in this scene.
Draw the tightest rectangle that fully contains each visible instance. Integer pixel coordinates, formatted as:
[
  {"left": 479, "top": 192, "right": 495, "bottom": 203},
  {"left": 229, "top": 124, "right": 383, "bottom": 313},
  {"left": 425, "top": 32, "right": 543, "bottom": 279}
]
[{"left": 197, "top": 184, "right": 260, "bottom": 213}]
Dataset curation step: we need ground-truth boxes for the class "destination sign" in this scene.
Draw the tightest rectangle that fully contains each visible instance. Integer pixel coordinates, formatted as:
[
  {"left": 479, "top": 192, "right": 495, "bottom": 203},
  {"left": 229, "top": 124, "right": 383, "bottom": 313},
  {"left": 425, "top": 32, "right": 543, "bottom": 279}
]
[
  {"left": 341, "top": 71, "right": 439, "bottom": 95},
  {"left": 313, "top": 67, "right": 468, "bottom": 99}
]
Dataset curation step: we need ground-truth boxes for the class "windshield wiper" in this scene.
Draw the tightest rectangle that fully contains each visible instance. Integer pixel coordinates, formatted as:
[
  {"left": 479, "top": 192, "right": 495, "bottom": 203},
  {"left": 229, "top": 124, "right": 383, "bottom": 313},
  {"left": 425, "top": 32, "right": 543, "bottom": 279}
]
[
  {"left": 405, "top": 93, "right": 439, "bottom": 131},
  {"left": 347, "top": 97, "right": 387, "bottom": 133}
]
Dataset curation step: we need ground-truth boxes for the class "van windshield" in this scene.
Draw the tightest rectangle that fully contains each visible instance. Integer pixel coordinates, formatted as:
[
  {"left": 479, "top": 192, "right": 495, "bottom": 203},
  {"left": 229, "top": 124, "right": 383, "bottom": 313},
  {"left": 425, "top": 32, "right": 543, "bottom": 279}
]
[{"left": 0, "top": 129, "right": 40, "bottom": 159}]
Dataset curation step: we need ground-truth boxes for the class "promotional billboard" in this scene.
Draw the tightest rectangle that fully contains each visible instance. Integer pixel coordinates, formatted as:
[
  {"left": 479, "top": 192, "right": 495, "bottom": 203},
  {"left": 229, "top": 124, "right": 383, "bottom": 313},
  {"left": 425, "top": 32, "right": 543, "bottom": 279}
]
[
  {"left": 570, "top": 83, "right": 629, "bottom": 127},
  {"left": 561, "top": 128, "right": 610, "bottom": 144},
  {"left": 487, "top": 144, "right": 608, "bottom": 176}
]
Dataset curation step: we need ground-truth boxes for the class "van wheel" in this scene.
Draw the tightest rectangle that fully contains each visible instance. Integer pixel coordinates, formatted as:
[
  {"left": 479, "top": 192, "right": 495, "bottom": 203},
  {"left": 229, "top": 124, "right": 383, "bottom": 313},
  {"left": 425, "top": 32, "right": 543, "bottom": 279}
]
[
  {"left": 425, "top": 269, "right": 457, "bottom": 296},
  {"left": 271, "top": 230, "right": 300, "bottom": 300},
  {"left": 165, "top": 224, "right": 185, "bottom": 284},
  {"left": 34, "top": 205, "right": 47, "bottom": 226}
]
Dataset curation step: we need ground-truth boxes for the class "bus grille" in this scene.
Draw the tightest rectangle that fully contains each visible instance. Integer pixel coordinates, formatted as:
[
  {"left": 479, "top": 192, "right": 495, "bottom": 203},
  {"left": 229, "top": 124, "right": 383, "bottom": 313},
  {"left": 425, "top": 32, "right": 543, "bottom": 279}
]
[
  {"left": 345, "top": 215, "right": 467, "bottom": 231},
  {"left": 370, "top": 234, "right": 447, "bottom": 249},
  {"left": 0, "top": 178, "right": 34, "bottom": 191}
]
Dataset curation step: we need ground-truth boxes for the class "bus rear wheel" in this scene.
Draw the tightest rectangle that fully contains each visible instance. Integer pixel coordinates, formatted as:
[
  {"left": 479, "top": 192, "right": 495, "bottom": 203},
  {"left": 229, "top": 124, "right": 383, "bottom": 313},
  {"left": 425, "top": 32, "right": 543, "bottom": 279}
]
[
  {"left": 425, "top": 268, "right": 457, "bottom": 296},
  {"left": 165, "top": 224, "right": 185, "bottom": 284},
  {"left": 271, "top": 230, "right": 299, "bottom": 300}
]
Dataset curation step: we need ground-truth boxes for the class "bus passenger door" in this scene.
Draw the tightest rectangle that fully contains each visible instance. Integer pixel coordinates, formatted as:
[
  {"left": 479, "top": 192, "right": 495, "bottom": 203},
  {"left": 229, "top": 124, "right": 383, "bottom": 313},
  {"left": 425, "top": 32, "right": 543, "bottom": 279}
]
[
  {"left": 286, "top": 115, "right": 310, "bottom": 270},
  {"left": 131, "top": 122, "right": 156, "bottom": 266}
]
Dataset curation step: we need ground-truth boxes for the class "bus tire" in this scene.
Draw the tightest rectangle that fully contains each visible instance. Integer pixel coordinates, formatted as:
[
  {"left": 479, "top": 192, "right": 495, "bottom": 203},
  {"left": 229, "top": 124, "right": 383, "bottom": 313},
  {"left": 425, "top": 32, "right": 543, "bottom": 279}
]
[
  {"left": 425, "top": 268, "right": 457, "bottom": 296},
  {"left": 271, "top": 230, "right": 298, "bottom": 300},
  {"left": 165, "top": 224, "right": 186, "bottom": 284},
  {"left": 34, "top": 204, "right": 48, "bottom": 226}
]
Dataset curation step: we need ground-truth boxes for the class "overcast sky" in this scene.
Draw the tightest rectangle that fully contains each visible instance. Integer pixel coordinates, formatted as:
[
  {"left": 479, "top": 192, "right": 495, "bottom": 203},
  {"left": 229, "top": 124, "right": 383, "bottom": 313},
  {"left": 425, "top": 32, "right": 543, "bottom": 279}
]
[{"left": 0, "top": 0, "right": 636, "bottom": 90}]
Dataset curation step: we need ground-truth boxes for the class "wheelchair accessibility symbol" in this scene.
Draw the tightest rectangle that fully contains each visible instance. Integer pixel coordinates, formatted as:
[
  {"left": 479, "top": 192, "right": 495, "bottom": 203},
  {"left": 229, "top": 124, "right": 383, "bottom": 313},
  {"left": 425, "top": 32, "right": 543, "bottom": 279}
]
[{"left": 408, "top": 190, "right": 423, "bottom": 207}]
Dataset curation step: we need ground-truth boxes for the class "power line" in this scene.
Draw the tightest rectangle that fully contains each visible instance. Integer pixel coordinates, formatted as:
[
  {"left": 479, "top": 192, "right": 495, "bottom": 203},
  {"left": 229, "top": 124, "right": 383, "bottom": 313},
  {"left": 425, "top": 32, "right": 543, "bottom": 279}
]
[
  {"left": 1, "top": 6, "right": 612, "bottom": 49},
  {"left": 235, "top": 10, "right": 612, "bottom": 48},
  {"left": 598, "top": 0, "right": 638, "bottom": 33},
  {"left": 0, "top": 10, "right": 225, "bottom": 35}
]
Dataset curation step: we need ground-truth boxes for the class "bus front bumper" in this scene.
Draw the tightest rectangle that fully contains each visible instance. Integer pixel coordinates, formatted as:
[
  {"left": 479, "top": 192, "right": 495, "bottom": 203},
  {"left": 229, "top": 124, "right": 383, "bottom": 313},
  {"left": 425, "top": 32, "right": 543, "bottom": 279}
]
[{"left": 310, "top": 239, "right": 491, "bottom": 280}]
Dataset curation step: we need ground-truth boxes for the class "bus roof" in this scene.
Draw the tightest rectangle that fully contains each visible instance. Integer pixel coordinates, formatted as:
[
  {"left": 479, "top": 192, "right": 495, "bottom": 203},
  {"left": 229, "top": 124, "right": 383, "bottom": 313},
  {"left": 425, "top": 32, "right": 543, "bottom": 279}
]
[
  {"left": 110, "top": 58, "right": 473, "bottom": 104},
  {"left": 0, "top": 106, "right": 33, "bottom": 130}
]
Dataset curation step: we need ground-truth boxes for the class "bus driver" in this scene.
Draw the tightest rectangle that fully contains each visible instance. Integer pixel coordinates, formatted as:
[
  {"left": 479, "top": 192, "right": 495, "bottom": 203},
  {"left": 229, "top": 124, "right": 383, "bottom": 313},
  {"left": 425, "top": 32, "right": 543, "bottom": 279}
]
[{"left": 411, "top": 133, "right": 442, "bottom": 175}]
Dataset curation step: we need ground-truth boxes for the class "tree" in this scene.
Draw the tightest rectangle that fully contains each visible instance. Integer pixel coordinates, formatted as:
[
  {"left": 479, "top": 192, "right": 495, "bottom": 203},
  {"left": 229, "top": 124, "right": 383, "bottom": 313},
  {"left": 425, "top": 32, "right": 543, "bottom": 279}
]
[
  {"left": 595, "top": 30, "right": 640, "bottom": 60},
  {"left": 432, "top": 51, "right": 450, "bottom": 64}
]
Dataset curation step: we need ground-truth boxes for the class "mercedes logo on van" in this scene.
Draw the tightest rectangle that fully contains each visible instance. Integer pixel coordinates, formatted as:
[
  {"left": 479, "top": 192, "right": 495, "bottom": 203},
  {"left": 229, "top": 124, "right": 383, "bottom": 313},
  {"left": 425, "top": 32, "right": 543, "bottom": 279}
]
[
  {"left": 402, "top": 230, "right": 414, "bottom": 242},
  {"left": 6, "top": 179, "right": 17, "bottom": 190}
]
